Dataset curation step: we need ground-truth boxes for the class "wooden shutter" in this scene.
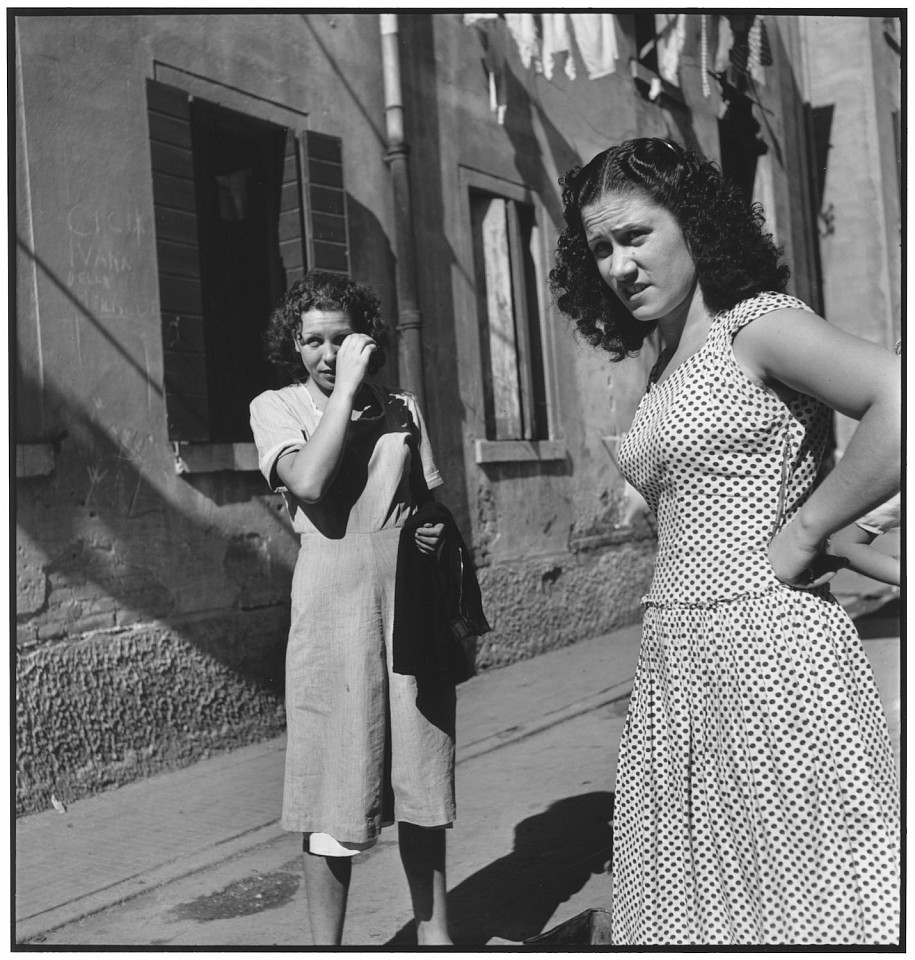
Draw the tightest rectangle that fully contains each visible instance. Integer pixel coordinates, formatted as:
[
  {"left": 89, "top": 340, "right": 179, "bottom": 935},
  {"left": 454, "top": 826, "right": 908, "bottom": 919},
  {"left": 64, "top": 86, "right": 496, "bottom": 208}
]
[
  {"left": 304, "top": 132, "right": 349, "bottom": 274},
  {"left": 279, "top": 128, "right": 306, "bottom": 287},
  {"left": 146, "top": 78, "right": 210, "bottom": 441}
]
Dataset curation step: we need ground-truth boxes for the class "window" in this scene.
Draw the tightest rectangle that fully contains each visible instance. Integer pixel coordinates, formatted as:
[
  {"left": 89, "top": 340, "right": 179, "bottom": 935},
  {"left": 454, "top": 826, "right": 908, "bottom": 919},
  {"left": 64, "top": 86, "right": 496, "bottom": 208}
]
[
  {"left": 469, "top": 190, "right": 548, "bottom": 443},
  {"left": 146, "top": 79, "right": 349, "bottom": 444}
]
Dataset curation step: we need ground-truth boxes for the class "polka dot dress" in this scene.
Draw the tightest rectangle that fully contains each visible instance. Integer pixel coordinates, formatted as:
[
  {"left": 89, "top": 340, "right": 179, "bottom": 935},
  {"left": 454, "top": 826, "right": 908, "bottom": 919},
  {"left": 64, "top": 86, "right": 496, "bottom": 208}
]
[{"left": 612, "top": 293, "right": 899, "bottom": 945}]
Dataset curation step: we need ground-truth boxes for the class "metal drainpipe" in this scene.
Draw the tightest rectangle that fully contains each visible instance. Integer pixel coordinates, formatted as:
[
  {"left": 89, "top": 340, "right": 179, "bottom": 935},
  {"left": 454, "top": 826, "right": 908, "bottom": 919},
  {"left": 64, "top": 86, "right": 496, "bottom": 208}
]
[{"left": 379, "top": 13, "right": 426, "bottom": 406}]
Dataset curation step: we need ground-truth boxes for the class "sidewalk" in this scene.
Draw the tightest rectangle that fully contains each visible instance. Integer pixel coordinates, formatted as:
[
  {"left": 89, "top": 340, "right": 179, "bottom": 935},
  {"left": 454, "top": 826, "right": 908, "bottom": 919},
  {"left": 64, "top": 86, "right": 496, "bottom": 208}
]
[
  {"left": 16, "top": 624, "right": 644, "bottom": 944},
  {"left": 16, "top": 584, "right": 901, "bottom": 946}
]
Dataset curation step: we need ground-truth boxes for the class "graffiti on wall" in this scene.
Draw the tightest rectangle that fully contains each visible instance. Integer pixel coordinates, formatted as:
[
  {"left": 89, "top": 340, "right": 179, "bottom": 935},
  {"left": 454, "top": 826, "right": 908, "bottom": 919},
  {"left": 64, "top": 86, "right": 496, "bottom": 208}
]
[{"left": 65, "top": 202, "right": 157, "bottom": 320}]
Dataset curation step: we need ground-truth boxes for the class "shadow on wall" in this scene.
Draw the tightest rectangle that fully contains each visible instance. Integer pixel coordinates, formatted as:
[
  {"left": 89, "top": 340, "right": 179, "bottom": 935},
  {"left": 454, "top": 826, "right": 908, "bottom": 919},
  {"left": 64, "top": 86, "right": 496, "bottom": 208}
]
[
  {"left": 501, "top": 65, "right": 581, "bottom": 233},
  {"left": 298, "top": 13, "right": 388, "bottom": 150},
  {"left": 386, "top": 791, "right": 614, "bottom": 945},
  {"left": 397, "top": 13, "right": 475, "bottom": 543},
  {"left": 345, "top": 194, "right": 400, "bottom": 384},
  {"left": 15, "top": 240, "right": 301, "bottom": 813},
  {"left": 16, "top": 361, "right": 296, "bottom": 813},
  {"left": 15, "top": 236, "right": 297, "bottom": 673}
]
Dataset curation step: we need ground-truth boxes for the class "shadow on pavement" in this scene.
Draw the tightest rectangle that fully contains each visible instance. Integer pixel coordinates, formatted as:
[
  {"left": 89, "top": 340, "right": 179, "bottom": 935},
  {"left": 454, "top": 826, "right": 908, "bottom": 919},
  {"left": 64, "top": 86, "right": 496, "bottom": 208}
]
[
  {"left": 386, "top": 791, "right": 614, "bottom": 946},
  {"left": 854, "top": 597, "right": 900, "bottom": 640}
]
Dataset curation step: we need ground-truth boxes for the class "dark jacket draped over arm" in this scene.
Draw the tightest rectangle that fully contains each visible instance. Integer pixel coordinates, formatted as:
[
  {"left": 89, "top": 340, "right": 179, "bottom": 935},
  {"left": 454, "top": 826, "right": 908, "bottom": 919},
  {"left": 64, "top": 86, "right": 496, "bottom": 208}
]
[{"left": 393, "top": 502, "right": 491, "bottom": 686}]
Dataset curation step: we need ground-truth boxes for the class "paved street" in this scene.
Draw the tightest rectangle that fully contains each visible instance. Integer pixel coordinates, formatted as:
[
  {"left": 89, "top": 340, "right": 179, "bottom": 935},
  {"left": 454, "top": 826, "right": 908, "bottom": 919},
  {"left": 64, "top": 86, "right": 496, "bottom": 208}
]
[
  {"left": 17, "top": 590, "right": 901, "bottom": 948},
  {"left": 17, "top": 625, "right": 643, "bottom": 947}
]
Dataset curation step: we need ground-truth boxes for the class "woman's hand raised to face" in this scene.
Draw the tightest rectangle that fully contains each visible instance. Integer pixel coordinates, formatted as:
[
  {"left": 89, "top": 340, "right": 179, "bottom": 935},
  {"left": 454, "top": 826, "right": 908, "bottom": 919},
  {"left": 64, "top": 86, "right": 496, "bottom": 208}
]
[{"left": 333, "top": 333, "right": 377, "bottom": 398}]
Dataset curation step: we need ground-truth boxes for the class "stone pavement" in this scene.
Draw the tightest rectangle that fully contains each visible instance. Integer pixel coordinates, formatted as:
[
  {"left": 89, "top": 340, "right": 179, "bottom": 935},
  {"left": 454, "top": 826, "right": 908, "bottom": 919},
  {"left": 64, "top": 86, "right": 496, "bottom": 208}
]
[{"left": 16, "top": 579, "right": 901, "bottom": 947}]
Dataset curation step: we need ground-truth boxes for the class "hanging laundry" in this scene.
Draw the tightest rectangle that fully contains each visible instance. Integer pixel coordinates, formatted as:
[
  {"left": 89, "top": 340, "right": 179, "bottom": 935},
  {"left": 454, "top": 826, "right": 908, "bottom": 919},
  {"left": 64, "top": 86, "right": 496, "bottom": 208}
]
[
  {"left": 541, "top": 13, "right": 576, "bottom": 81},
  {"left": 730, "top": 35, "right": 750, "bottom": 78},
  {"left": 569, "top": 13, "right": 619, "bottom": 79},
  {"left": 714, "top": 15, "right": 734, "bottom": 74},
  {"left": 655, "top": 13, "right": 686, "bottom": 86},
  {"left": 722, "top": 14, "right": 754, "bottom": 87},
  {"left": 465, "top": 14, "right": 509, "bottom": 125},
  {"left": 505, "top": 12, "right": 540, "bottom": 71},
  {"left": 490, "top": 71, "right": 507, "bottom": 125},
  {"left": 748, "top": 15, "right": 773, "bottom": 84},
  {"left": 754, "top": 16, "right": 773, "bottom": 65},
  {"left": 462, "top": 13, "right": 498, "bottom": 26},
  {"left": 700, "top": 15, "right": 711, "bottom": 97}
]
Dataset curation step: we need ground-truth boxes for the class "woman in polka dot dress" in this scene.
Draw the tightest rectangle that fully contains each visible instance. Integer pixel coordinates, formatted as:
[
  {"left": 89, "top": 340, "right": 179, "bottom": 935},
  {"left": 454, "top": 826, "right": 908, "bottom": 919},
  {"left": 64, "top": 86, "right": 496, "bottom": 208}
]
[{"left": 549, "top": 139, "right": 900, "bottom": 945}]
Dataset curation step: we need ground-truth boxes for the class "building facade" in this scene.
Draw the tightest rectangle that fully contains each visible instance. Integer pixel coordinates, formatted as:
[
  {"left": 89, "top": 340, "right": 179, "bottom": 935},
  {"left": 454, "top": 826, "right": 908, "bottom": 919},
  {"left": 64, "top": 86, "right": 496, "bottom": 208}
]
[
  {"left": 796, "top": 15, "right": 903, "bottom": 450},
  {"left": 15, "top": 13, "right": 901, "bottom": 814}
]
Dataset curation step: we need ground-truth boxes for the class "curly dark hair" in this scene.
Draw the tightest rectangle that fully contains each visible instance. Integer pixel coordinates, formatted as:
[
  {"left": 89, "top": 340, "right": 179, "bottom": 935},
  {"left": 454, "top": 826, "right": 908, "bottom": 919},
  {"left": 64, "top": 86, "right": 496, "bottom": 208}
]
[
  {"left": 264, "top": 270, "right": 391, "bottom": 381},
  {"left": 548, "top": 138, "right": 790, "bottom": 361}
]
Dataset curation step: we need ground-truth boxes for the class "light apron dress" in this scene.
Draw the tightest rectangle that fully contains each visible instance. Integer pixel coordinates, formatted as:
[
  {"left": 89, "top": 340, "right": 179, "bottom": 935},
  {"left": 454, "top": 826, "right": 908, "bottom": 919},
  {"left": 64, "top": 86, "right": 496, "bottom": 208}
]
[
  {"left": 613, "top": 293, "right": 899, "bottom": 944},
  {"left": 249, "top": 382, "right": 456, "bottom": 844}
]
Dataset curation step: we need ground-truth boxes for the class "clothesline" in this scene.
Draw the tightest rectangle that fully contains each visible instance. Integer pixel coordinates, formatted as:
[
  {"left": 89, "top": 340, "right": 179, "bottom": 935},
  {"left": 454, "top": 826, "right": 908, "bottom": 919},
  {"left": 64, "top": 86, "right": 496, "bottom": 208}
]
[{"left": 463, "top": 13, "right": 772, "bottom": 125}]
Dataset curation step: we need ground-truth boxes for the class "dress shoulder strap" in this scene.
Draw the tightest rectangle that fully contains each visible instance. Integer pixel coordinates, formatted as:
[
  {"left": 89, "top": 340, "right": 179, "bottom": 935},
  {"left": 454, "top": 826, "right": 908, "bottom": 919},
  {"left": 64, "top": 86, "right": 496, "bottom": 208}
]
[{"left": 719, "top": 292, "right": 814, "bottom": 339}]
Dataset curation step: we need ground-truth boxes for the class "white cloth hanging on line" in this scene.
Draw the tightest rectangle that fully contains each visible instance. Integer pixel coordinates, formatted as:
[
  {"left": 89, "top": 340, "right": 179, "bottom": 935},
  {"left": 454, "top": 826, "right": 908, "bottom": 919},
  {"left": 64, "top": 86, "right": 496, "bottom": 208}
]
[
  {"left": 655, "top": 13, "right": 686, "bottom": 86},
  {"left": 489, "top": 72, "right": 507, "bottom": 125},
  {"left": 505, "top": 12, "right": 540, "bottom": 71},
  {"left": 465, "top": 14, "right": 508, "bottom": 125},
  {"left": 462, "top": 13, "right": 497, "bottom": 26},
  {"left": 714, "top": 16, "right": 734, "bottom": 74},
  {"left": 569, "top": 13, "right": 619, "bottom": 79},
  {"left": 541, "top": 13, "right": 576, "bottom": 81}
]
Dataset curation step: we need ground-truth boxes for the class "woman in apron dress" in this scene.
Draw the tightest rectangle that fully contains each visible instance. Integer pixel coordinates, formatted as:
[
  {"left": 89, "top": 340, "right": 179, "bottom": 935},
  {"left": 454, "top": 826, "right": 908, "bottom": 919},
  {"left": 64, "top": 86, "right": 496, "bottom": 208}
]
[{"left": 250, "top": 271, "right": 455, "bottom": 945}]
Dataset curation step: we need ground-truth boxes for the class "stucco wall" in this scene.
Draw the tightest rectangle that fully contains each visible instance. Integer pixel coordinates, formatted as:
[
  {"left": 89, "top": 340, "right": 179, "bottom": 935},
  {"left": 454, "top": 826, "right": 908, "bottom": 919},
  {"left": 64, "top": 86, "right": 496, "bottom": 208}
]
[
  {"left": 16, "top": 611, "right": 288, "bottom": 815},
  {"left": 17, "top": 13, "right": 831, "bottom": 815},
  {"left": 406, "top": 14, "right": 690, "bottom": 564},
  {"left": 474, "top": 539, "right": 656, "bottom": 670},
  {"left": 15, "top": 12, "right": 405, "bottom": 814}
]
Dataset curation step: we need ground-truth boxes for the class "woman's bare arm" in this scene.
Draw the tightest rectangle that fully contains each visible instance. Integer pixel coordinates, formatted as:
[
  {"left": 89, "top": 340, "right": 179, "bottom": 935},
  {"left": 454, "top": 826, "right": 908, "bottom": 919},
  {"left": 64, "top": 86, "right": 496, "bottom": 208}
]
[{"left": 733, "top": 309, "right": 900, "bottom": 585}]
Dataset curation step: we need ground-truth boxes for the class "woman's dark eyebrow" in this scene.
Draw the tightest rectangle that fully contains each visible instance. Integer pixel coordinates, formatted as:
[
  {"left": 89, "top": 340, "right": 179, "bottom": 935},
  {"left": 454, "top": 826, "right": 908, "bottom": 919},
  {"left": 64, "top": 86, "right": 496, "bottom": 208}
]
[{"left": 587, "top": 221, "right": 644, "bottom": 244}]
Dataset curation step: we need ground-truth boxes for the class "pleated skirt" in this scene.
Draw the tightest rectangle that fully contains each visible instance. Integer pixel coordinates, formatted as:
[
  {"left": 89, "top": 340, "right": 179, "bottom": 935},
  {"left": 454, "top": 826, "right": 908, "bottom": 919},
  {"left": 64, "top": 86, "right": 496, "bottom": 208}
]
[{"left": 611, "top": 586, "right": 899, "bottom": 945}]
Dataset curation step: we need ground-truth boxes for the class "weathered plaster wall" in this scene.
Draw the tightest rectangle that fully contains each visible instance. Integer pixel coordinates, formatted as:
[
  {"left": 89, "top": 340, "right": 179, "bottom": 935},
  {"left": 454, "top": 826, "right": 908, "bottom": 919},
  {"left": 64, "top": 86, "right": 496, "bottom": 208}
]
[
  {"left": 16, "top": 610, "right": 289, "bottom": 815},
  {"left": 474, "top": 539, "right": 656, "bottom": 670},
  {"left": 408, "top": 14, "right": 672, "bottom": 566},
  {"left": 17, "top": 13, "right": 833, "bottom": 815},
  {"left": 15, "top": 12, "right": 399, "bottom": 814}
]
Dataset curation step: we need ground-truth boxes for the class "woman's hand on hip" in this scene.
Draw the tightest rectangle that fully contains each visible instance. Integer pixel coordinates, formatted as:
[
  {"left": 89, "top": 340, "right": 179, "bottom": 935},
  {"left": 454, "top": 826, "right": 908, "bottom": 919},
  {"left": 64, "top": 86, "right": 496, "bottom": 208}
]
[
  {"left": 415, "top": 522, "right": 445, "bottom": 556},
  {"left": 334, "top": 333, "right": 377, "bottom": 396},
  {"left": 768, "top": 520, "right": 848, "bottom": 589}
]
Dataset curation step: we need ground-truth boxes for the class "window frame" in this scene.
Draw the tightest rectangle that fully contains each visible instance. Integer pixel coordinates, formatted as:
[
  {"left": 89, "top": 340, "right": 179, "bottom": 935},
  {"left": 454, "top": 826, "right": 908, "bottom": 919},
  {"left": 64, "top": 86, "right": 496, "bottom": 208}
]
[
  {"left": 146, "top": 69, "right": 350, "bottom": 469},
  {"left": 457, "top": 167, "right": 565, "bottom": 466}
]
